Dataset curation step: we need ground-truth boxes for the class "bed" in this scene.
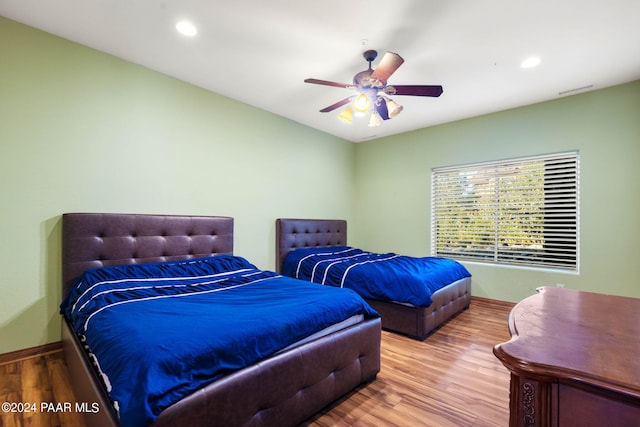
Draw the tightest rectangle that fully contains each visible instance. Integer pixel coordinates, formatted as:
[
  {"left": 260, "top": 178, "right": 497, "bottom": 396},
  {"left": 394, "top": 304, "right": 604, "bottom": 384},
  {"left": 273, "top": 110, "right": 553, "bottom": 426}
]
[
  {"left": 61, "top": 213, "right": 381, "bottom": 427},
  {"left": 276, "top": 218, "right": 471, "bottom": 341}
]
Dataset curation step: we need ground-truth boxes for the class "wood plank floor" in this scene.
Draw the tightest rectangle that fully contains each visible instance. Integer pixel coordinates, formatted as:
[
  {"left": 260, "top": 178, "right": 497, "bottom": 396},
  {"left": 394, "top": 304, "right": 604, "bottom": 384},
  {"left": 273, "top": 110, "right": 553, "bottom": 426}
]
[
  {"left": 304, "top": 298, "right": 514, "bottom": 427},
  {"left": 0, "top": 297, "right": 514, "bottom": 427}
]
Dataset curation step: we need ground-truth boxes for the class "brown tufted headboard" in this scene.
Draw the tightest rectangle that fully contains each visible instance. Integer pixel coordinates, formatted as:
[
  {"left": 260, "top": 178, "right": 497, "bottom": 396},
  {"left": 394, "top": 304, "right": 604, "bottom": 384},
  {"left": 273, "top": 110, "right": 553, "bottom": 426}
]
[
  {"left": 275, "top": 218, "right": 347, "bottom": 273},
  {"left": 62, "top": 213, "right": 234, "bottom": 297}
]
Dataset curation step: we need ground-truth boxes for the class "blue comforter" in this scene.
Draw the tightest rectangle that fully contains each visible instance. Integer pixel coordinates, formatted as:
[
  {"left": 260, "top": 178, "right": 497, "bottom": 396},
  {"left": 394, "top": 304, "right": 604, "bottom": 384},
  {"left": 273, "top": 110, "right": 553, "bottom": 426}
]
[
  {"left": 282, "top": 246, "right": 471, "bottom": 307},
  {"left": 60, "top": 255, "right": 378, "bottom": 427}
]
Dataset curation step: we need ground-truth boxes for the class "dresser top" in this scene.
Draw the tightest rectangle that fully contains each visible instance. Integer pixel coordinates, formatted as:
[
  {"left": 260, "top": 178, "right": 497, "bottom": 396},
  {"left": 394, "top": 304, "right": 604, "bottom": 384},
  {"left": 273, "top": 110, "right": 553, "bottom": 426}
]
[{"left": 494, "top": 286, "right": 640, "bottom": 398}]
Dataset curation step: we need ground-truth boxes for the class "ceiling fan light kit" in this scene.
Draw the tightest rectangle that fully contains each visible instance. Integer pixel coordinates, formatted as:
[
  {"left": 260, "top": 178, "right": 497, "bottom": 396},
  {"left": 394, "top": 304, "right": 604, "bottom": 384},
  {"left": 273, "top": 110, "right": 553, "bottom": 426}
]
[
  {"left": 305, "top": 49, "right": 443, "bottom": 127},
  {"left": 338, "top": 107, "right": 354, "bottom": 124},
  {"left": 353, "top": 93, "right": 372, "bottom": 113},
  {"left": 368, "top": 110, "right": 383, "bottom": 127}
]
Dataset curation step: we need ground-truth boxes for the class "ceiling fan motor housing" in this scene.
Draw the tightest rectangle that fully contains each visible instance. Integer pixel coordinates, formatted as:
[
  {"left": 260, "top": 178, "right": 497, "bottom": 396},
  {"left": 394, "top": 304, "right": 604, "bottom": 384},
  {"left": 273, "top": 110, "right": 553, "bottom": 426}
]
[
  {"left": 353, "top": 69, "right": 374, "bottom": 88},
  {"left": 363, "top": 49, "right": 378, "bottom": 63}
]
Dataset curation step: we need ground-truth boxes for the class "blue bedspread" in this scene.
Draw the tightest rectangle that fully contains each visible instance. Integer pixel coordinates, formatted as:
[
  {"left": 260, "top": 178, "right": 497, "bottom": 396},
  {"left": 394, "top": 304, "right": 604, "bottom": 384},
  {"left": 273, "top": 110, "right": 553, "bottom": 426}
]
[
  {"left": 282, "top": 246, "right": 471, "bottom": 307},
  {"left": 60, "top": 255, "right": 378, "bottom": 427}
]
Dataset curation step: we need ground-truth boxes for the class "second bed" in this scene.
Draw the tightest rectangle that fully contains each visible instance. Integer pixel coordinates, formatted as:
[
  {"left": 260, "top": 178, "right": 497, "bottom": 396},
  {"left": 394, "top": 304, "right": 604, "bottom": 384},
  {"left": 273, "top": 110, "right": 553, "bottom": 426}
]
[{"left": 276, "top": 218, "right": 471, "bottom": 340}]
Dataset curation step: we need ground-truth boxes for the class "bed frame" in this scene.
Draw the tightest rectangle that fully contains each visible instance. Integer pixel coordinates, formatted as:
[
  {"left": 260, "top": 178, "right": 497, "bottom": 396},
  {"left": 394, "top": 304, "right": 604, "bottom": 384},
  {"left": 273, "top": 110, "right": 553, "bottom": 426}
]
[
  {"left": 61, "top": 213, "right": 381, "bottom": 427},
  {"left": 276, "top": 218, "right": 471, "bottom": 341}
]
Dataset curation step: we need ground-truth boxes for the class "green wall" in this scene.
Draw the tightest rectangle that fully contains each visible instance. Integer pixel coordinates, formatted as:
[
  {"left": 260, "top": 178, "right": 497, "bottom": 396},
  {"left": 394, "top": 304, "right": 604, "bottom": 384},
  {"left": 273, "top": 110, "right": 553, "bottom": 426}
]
[
  {"left": 0, "top": 17, "right": 355, "bottom": 353},
  {"left": 2, "top": 15, "right": 639, "bottom": 355},
  {"left": 353, "top": 80, "right": 640, "bottom": 303}
]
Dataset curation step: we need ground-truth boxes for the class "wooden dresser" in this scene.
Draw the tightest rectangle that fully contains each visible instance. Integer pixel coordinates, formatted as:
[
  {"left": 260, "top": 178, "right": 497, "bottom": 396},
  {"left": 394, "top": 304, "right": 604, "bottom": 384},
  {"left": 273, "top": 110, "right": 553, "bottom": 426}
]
[{"left": 493, "top": 286, "right": 640, "bottom": 427}]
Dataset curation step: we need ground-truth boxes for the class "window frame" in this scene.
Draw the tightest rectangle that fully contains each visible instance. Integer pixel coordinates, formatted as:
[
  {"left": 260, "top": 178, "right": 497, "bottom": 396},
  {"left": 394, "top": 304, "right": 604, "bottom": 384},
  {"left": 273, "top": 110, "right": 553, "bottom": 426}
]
[{"left": 430, "top": 151, "right": 580, "bottom": 272}]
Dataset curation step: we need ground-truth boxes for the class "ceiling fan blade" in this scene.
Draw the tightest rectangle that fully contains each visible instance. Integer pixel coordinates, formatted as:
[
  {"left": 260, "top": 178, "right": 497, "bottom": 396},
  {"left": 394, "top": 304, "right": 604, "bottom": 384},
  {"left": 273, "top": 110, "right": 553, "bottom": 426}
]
[
  {"left": 370, "top": 52, "right": 404, "bottom": 85},
  {"left": 387, "top": 85, "right": 444, "bottom": 97},
  {"left": 304, "top": 78, "right": 353, "bottom": 89},
  {"left": 319, "top": 97, "right": 353, "bottom": 113}
]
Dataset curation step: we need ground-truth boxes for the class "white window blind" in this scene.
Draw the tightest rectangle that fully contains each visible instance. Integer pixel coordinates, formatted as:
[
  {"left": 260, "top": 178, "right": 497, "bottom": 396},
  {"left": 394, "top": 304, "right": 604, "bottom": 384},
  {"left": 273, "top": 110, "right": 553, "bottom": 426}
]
[{"left": 431, "top": 152, "right": 579, "bottom": 271}]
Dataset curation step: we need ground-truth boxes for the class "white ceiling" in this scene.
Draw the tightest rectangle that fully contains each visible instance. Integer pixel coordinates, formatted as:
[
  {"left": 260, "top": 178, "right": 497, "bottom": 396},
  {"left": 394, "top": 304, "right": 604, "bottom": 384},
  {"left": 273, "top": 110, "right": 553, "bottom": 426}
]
[{"left": 2, "top": 0, "right": 639, "bottom": 142}]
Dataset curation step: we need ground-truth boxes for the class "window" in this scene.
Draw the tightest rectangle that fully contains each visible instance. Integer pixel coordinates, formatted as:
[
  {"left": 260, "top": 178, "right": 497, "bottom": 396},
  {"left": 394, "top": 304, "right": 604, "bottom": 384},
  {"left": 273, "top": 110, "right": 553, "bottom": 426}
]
[{"left": 431, "top": 152, "right": 579, "bottom": 271}]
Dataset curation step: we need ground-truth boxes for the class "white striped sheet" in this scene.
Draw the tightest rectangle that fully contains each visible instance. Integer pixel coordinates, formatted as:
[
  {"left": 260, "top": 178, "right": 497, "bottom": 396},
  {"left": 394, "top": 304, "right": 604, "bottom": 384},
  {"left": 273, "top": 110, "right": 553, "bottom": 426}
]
[
  {"left": 294, "top": 247, "right": 356, "bottom": 278},
  {"left": 74, "top": 269, "right": 262, "bottom": 315},
  {"left": 318, "top": 256, "right": 367, "bottom": 286},
  {"left": 310, "top": 253, "right": 369, "bottom": 283},
  {"left": 87, "top": 348, "right": 113, "bottom": 393},
  {"left": 71, "top": 268, "right": 254, "bottom": 313},
  {"left": 81, "top": 274, "right": 279, "bottom": 333},
  {"left": 337, "top": 254, "right": 400, "bottom": 287},
  {"left": 320, "top": 259, "right": 349, "bottom": 286},
  {"left": 75, "top": 272, "right": 252, "bottom": 314}
]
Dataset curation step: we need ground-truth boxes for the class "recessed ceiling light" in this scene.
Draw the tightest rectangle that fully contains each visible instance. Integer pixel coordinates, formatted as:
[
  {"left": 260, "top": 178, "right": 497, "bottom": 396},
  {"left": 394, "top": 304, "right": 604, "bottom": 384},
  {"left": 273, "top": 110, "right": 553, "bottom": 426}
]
[
  {"left": 176, "top": 20, "right": 197, "bottom": 37},
  {"left": 521, "top": 57, "right": 541, "bottom": 69}
]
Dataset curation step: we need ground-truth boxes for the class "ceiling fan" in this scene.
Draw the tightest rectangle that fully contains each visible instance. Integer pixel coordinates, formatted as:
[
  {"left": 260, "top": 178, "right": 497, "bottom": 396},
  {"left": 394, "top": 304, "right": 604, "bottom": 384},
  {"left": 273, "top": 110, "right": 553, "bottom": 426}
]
[{"left": 304, "top": 50, "right": 443, "bottom": 126}]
